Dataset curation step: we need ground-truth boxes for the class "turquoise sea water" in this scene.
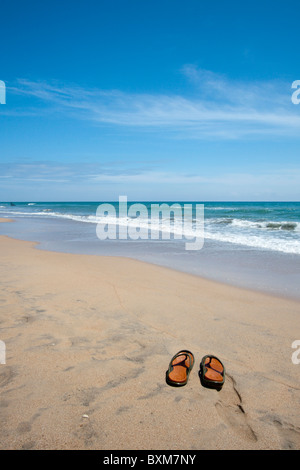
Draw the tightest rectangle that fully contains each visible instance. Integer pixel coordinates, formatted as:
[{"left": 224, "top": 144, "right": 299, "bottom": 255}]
[
  {"left": 1, "top": 201, "right": 300, "bottom": 299},
  {"left": 1, "top": 201, "right": 300, "bottom": 255}
]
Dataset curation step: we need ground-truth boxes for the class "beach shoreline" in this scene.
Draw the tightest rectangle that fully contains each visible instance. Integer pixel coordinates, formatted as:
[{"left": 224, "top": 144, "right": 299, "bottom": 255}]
[
  {"left": 0, "top": 216, "right": 299, "bottom": 303},
  {"left": 1, "top": 214, "right": 300, "bottom": 302},
  {"left": 0, "top": 225, "right": 299, "bottom": 450}
]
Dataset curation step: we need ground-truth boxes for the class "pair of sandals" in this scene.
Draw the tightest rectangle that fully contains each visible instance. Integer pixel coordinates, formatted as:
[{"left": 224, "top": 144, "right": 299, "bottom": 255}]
[{"left": 166, "top": 350, "right": 225, "bottom": 390}]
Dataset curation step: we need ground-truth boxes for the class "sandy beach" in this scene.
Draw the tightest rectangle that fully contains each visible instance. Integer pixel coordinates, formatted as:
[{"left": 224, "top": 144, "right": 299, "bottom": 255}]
[{"left": 0, "top": 223, "right": 299, "bottom": 450}]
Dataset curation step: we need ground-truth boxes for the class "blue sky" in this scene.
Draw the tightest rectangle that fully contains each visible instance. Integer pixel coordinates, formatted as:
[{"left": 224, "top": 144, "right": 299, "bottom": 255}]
[{"left": 0, "top": 0, "right": 300, "bottom": 201}]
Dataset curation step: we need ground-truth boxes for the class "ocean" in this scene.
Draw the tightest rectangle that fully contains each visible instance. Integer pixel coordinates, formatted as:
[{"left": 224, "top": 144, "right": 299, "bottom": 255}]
[{"left": 1, "top": 201, "right": 300, "bottom": 299}]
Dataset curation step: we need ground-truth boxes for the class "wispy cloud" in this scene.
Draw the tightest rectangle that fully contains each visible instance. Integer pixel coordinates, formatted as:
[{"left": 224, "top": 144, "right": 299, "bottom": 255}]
[
  {"left": 1, "top": 160, "right": 299, "bottom": 200},
  {"left": 2, "top": 160, "right": 299, "bottom": 186},
  {"left": 6, "top": 67, "right": 300, "bottom": 139},
  {"left": 0, "top": 160, "right": 156, "bottom": 183}
]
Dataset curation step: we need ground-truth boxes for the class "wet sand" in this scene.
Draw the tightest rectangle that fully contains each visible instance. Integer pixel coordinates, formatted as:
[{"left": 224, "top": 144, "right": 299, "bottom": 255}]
[{"left": 0, "top": 227, "right": 299, "bottom": 449}]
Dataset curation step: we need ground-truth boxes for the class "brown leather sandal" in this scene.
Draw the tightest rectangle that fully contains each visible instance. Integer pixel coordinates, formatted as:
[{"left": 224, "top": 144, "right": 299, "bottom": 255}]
[{"left": 166, "top": 350, "right": 194, "bottom": 387}]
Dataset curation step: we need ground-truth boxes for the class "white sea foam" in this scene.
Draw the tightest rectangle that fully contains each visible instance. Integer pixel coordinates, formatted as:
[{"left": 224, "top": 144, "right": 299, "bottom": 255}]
[
  {"left": 204, "top": 230, "right": 300, "bottom": 255},
  {"left": 1, "top": 207, "right": 299, "bottom": 255},
  {"left": 43, "top": 211, "right": 300, "bottom": 254},
  {"left": 210, "top": 218, "right": 300, "bottom": 231}
]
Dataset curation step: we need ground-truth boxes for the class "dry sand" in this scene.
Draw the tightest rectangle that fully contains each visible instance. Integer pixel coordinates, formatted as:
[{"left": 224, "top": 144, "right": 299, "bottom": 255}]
[{"left": 0, "top": 224, "right": 299, "bottom": 450}]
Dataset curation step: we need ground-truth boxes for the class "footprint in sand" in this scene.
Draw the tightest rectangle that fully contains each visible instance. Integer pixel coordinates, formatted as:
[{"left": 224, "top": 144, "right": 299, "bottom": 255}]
[
  {"left": 215, "top": 374, "right": 257, "bottom": 443},
  {"left": 0, "top": 366, "right": 15, "bottom": 388},
  {"left": 271, "top": 417, "right": 300, "bottom": 450}
]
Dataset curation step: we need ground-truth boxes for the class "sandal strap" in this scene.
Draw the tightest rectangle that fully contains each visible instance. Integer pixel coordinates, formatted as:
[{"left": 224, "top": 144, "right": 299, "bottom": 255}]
[
  {"left": 168, "top": 350, "right": 194, "bottom": 372},
  {"left": 205, "top": 356, "right": 224, "bottom": 376}
]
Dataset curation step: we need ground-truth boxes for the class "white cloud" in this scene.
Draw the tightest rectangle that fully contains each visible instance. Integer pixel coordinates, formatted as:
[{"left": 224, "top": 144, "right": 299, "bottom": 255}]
[{"left": 8, "top": 69, "right": 300, "bottom": 140}]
